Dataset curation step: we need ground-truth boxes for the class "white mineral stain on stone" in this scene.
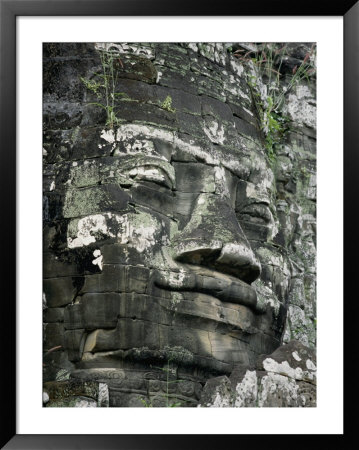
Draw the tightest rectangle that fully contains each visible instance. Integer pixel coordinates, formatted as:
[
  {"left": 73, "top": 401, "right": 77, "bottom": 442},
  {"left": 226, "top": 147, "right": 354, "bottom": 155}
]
[
  {"left": 284, "top": 84, "right": 316, "bottom": 128},
  {"left": 306, "top": 359, "right": 316, "bottom": 371},
  {"left": 114, "top": 124, "right": 219, "bottom": 165},
  {"left": 168, "top": 269, "right": 186, "bottom": 288},
  {"left": 234, "top": 370, "right": 258, "bottom": 407},
  {"left": 292, "top": 351, "right": 302, "bottom": 362},
  {"left": 243, "top": 107, "right": 254, "bottom": 117},
  {"left": 210, "top": 391, "right": 231, "bottom": 408},
  {"left": 114, "top": 214, "right": 157, "bottom": 253},
  {"left": 43, "top": 293, "right": 47, "bottom": 310},
  {"left": 214, "top": 166, "right": 230, "bottom": 198},
  {"left": 262, "top": 358, "right": 303, "bottom": 380},
  {"left": 95, "top": 43, "right": 154, "bottom": 59},
  {"left": 287, "top": 95, "right": 316, "bottom": 128},
  {"left": 224, "top": 75, "right": 250, "bottom": 101},
  {"left": 49, "top": 181, "right": 55, "bottom": 191},
  {"left": 203, "top": 120, "right": 225, "bottom": 145},
  {"left": 100, "top": 129, "right": 115, "bottom": 144},
  {"left": 218, "top": 242, "right": 260, "bottom": 271},
  {"left": 67, "top": 214, "right": 112, "bottom": 248},
  {"left": 188, "top": 43, "right": 198, "bottom": 52},
  {"left": 128, "top": 166, "right": 166, "bottom": 184},
  {"left": 74, "top": 398, "right": 97, "bottom": 407},
  {"left": 258, "top": 373, "right": 299, "bottom": 407},
  {"left": 232, "top": 88, "right": 249, "bottom": 102},
  {"left": 197, "top": 196, "right": 205, "bottom": 205},
  {"left": 42, "top": 392, "right": 49, "bottom": 404},
  {"left": 252, "top": 278, "right": 281, "bottom": 315},
  {"left": 296, "top": 85, "right": 312, "bottom": 99},
  {"left": 92, "top": 249, "right": 103, "bottom": 270},
  {"left": 230, "top": 58, "right": 244, "bottom": 77},
  {"left": 169, "top": 292, "right": 183, "bottom": 309},
  {"left": 116, "top": 124, "right": 173, "bottom": 145},
  {"left": 72, "top": 161, "right": 78, "bottom": 166},
  {"left": 43, "top": 148, "right": 47, "bottom": 156},
  {"left": 174, "top": 136, "right": 218, "bottom": 165},
  {"left": 122, "top": 139, "right": 156, "bottom": 156},
  {"left": 156, "top": 71, "right": 163, "bottom": 83},
  {"left": 98, "top": 383, "right": 109, "bottom": 407}
]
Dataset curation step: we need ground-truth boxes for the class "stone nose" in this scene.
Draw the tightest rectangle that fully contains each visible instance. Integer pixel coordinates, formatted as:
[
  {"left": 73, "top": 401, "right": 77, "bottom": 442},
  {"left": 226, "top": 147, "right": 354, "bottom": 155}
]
[{"left": 172, "top": 193, "right": 261, "bottom": 284}]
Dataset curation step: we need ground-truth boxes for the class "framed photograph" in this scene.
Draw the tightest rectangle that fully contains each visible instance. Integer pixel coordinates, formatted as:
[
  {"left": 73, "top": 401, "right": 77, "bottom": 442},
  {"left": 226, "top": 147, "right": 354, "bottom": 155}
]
[{"left": 1, "top": 0, "right": 356, "bottom": 448}]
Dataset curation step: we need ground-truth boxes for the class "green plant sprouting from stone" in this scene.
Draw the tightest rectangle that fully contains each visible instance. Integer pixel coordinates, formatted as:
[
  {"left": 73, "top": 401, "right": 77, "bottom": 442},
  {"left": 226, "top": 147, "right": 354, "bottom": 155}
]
[
  {"left": 80, "top": 48, "right": 127, "bottom": 128},
  {"left": 161, "top": 95, "right": 176, "bottom": 113},
  {"left": 236, "top": 43, "right": 316, "bottom": 163}
]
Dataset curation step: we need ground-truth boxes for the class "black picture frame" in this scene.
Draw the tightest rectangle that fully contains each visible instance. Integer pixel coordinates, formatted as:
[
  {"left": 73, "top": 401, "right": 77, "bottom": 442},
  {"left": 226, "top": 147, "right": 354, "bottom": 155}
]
[{"left": 1, "top": 0, "right": 356, "bottom": 448}]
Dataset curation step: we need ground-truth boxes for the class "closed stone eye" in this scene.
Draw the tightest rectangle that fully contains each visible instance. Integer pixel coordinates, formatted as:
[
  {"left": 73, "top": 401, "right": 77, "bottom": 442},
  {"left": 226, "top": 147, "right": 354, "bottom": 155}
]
[
  {"left": 239, "top": 203, "right": 273, "bottom": 224},
  {"left": 125, "top": 165, "right": 173, "bottom": 189},
  {"left": 116, "top": 155, "right": 176, "bottom": 190}
]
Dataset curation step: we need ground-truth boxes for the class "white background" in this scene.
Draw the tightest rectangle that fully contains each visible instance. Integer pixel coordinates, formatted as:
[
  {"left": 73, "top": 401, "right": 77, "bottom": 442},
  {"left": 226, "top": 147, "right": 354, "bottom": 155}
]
[{"left": 17, "top": 16, "right": 343, "bottom": 434}]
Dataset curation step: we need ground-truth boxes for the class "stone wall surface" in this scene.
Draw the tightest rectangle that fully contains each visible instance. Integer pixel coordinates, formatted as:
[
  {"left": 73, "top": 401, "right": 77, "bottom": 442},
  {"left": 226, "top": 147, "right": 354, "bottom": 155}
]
[
  {"left": 199, "top": 340, "right": 316, "bottom": 407},
  {"left": 43, "top": 42, "right": 316, "bottom": 407}
]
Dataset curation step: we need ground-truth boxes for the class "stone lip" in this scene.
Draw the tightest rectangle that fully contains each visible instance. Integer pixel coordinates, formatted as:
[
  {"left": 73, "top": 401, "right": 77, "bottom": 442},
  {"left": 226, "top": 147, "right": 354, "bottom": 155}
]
[{"left": 154, "top": 263, "right": 261, "bottom": 313}]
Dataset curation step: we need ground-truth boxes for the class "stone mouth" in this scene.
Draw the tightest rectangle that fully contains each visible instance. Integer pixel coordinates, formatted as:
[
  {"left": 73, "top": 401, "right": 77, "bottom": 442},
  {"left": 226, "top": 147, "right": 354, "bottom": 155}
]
[{"left": 154, "top": 264, "right": 261, "bottom": 313}]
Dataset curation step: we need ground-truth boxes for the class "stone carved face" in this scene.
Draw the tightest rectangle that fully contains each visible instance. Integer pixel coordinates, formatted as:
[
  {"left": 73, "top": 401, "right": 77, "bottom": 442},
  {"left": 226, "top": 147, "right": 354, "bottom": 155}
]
[
  {"left": 62, "top": 123, "right": 287, "bottom": 375},
  {"left": 43, "top": 43, "right": 316, "bottom": 406}
]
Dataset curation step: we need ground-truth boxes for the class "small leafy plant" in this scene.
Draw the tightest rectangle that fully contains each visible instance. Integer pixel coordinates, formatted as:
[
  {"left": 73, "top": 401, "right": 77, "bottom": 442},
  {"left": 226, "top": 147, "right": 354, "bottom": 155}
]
[
  {"left": 235, "top": 43, "right": 316, "bottom": 163},
  {"left": 80, "top": 48, "right": 127, "bottom": 128},
  {"left": 160, "top": 95, "right": 176, "bottom": 113}
]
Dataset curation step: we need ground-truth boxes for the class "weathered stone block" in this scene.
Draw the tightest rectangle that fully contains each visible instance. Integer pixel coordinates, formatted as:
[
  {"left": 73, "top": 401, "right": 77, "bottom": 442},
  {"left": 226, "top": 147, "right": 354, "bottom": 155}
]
[
  {"left": 63, "top": 184, "right": 130, "bottom": 218},
  {"left": 43, "top": 378, "right": 109, "bottom": 407},
  {"left": 43, "top": 252, "right": 81, "bottom": 278},
  {"left": 43, "top": 277, "right": 78, "bottom": 307},
  {"left": 234, "top": 116, "right": 261, "bottom": 142},
  {"left": 173, "top": 163, "right": 215, "bottom": 193},
  {"left": 80, "top": 265, "right": 150, "bottom": 295},
  {"left": 64, "top": 293, "right": 121, "bottom": 330},
  {"left": 199, "top": 340, "right": 316, "bottom": 407},
  {"left": 130, "top": 182, "right": 174, "bottom": 216},
  {"left": 201, "top": 95, "right": 234, "bottom": 122},
  {"left": 64, "top": 329, "right": 86, "bottom": 362},
  {"left": 118, "top": 54, "right": 157, "bottom": 84},
  {"left": 82, "top": 318, "right": 161, "bottom": 353},
  {"left": 44, "top": 323, "right": 65, "bottom": 351},
  {"left": 44, "top": 307, "right": 65, "bottom": 323}
]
